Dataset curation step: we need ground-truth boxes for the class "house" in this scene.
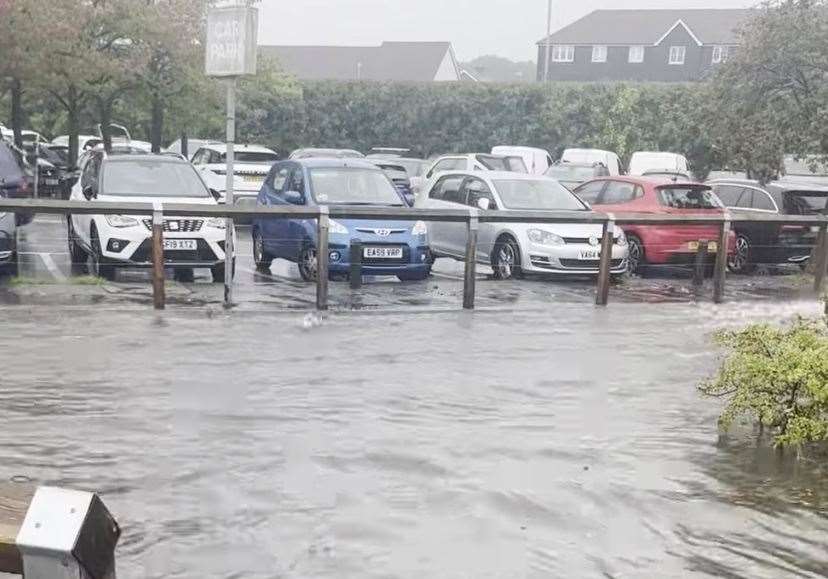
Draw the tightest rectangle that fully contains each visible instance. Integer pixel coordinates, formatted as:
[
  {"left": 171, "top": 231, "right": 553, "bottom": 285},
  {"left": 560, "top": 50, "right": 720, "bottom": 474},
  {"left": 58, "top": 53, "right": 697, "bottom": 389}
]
[
  {"left": 260, "top": 42, "right": 462, "bottom": 82},
  {"left": 536, "top": 9, "right": 753, "bottom": 83}
]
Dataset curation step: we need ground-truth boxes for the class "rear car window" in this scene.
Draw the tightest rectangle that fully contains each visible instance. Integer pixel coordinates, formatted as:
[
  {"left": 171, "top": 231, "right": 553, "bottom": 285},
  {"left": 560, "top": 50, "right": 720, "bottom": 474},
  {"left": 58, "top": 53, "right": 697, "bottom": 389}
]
[
  {"left": 658, "top": 186, "right": 722, "bottom": 209},
  {"left": 476, "top": 155, "right": 509, "bottom": 171},
  {"left": 784, "top": 192, "right": 828, "bottom": 215},
  {"left": 225, "top": 152, "right": 278, "bottom": 163}
]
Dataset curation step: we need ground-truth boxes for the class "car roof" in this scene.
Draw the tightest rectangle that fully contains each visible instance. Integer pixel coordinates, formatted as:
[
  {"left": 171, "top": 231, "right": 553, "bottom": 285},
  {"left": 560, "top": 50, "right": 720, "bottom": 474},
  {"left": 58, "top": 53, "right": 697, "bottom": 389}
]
[
  {"left": 593, "top": 175, "right": 707, "bottom": 187},
  {"left": 434, "top": 170, "right": 555, "bottom": 181},
  {"left": 201, "top": 143, "right": 276, "bottom": 154},
  {"left": 564, "top": 148, "right": 615, "bottom": 155},
  {"left": 104, "top": 154, "right": 188, "bottom": 165},
  {"left": 291, "top": 158, "right": 379, "bottom": 169}
]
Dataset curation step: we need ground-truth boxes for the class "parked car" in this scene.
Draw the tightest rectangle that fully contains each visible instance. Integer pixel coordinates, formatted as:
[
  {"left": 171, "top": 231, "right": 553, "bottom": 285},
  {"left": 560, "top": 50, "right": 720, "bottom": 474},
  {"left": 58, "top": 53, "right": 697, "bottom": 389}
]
[
  {"left": 417, "top": 171, "right": 628, "bottom": 279},
  {"left": 371, "top": 160, "right": 414, "bottom": 206},
  {"left": 545, "top": 162, "right": 610, "bottom": 190},
  {"left": 0, "top": 141, "right": 34, "bottom": 201},
  {"left": 289, "top": 148, "right": 365, "bottom": 160},
  {"left": 67, "top": 153, "right": 233, "bottom": 282},
  {"left": 52, "top": 135, "right": 104, "bottom": 152},
  {"left": 641, "top": 170, "right": 692, "bottom": 182},
  {"left": 166, "top": 138, "right": 215, "bottom": 161},
  {"left": 424, "top": 154, "right": 527, "bottom": 181},
  {"left": 491, "top": 146, "right": 554, "bottom": 175},
  {"left": 561, "top": 149, "right": 623, "bottom": 175},
  {"left": 392, "top": 158, "right": 430, "bottom": 196},
  {"left": 252, "top": 159, "right": 431, "bottom": 282},
  {"left": 0, "top": 141, "right": 31, "bottom": 275},
  {"left": 574, "top": 176, "right": 735, "bottom": 274},
  {"left": 367, "top": 147, "right": 411, "bottom": 159},
  {"left": 191, "top": 143, "right": 279, "bottom": 206},
  {"left": 628, "top": 151, "right": 689, "bottom": 177},
  {"left": 707, "top": 178, "right": 828, "bottom": 273}
]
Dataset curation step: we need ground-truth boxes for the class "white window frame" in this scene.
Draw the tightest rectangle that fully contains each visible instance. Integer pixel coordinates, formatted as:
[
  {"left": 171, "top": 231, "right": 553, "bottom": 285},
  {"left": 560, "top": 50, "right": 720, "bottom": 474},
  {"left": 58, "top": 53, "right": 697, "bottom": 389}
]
[
  {"left": 628, "top": 45, "right": 645, "bottom": 63},
  {"left": 712, "top": 45, "right": 729, "bottom": 64},
  {"left": 551, "top": 45, "right": 575, "bottom": 63},
  {"left": 668, "top": 46, "right": 686, "bottom": 65},
  {"left": 591, "top": 45, "right": 607, "bottom": 63}
]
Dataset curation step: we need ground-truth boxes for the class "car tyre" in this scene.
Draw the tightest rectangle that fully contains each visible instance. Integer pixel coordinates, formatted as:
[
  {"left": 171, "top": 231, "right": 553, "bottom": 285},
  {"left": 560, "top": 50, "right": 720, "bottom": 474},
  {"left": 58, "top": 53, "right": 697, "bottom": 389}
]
[
  {"left": 492, "top": 236, "right": 523, "bottom": 280},
  {"left": 626, "top": 235, "right": 646, "bottom": 275},
  {"left": 67, "top": 218, "right": 88, "bottom": 265},
  {"left": 252, "top": 227, "right": 273, "bottom": 271},
  {"left": 211, "top": 260, "right": 235, "bottom": 283},
  {"left": 298, "top": 244, "right": 318, "bottom": 282},
  {"left": 90, "top": 226, "right": 116, "bottom": 281},
  {"left": 0, "top": 252, "right": 19, "bottom": 278},
  {"left": 727, "top": 234, "right": 754, "bottom": 274},
  {"left": 174, "top": 268, "right": 195, "bottom": 283}
]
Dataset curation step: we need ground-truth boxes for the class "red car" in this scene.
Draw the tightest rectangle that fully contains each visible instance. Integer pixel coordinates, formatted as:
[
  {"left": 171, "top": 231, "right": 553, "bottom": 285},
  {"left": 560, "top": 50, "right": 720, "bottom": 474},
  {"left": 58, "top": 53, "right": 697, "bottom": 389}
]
[{"left": 573, "top": 176, "right": 736, "bottom": 274}]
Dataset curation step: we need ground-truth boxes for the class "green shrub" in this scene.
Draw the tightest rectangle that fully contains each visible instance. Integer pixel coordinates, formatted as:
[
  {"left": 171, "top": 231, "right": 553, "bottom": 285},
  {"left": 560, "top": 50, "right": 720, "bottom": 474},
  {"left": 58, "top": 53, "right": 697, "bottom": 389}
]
[{"left": 701, "top": 319, "right": 828, "bottom": 448}]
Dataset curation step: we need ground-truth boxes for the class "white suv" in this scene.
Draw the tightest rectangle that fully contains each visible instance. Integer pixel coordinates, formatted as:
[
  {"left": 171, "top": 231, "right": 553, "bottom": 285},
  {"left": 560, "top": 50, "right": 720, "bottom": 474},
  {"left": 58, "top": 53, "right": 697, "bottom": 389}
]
[
  {"left": 68, "top": 152, "right": 233, "bottom": 282},
  {"left": 191, "top": 143, "right": 279, "bottom": 206}
]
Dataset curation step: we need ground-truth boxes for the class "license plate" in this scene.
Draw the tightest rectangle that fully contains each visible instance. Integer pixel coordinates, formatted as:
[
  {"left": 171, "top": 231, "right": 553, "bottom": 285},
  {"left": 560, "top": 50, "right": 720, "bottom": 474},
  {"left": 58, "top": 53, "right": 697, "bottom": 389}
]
[
  {"left": 688, "top": 241, "right": 718, "bottom": 253},
  {"left": 243, "top": 175, "right": 264, "bottom": 185},
  {"left": 44, "top": 179, "right": 59, "bottom": 186},
  {"left": 578, "top": 250, "right": 601, "bottom": 260},
  {"left": 364, "top": 247, "right": 403, "bottom": 259},
  {"left": 163, "top": 239, "right": 197, "bottom": 251}
]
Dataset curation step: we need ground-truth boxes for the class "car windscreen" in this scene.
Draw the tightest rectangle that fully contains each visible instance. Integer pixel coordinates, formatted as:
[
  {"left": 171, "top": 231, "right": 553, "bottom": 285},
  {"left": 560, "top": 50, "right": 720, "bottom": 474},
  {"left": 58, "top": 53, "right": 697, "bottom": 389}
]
[
  {"left": 42, "top": 146, "right": 69, "bottom": 165},
  {"left": 222, "top": 152, "right": 278, "bottom": 163},
  {"left": 785, "top": 191, "right": 828, "bottom": 215},
  {"left": 308, "top": 167, "right": 404, "bottom": 206},
  {"left": 546, "top": 165, "right": 597, "bottom": 182},
  {"left": 394, "top": 159, "right": 427, "bottom": 177},
  {"left": 493, "top": 179, "right": 588, "bottom": 211},
  {"left": 102, "top": 160, "right": 210, "bottom": 198},
  {"left": 657, "top": 186, "right": 722, "bottom": 209}
]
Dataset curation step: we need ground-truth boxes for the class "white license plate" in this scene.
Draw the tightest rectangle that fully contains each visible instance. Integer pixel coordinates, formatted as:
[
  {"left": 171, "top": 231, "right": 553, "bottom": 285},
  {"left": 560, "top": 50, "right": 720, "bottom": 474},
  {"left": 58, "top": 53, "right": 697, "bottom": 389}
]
[
  {"left": 578, "top": 250, "right": 601, "bottom": 260},
  {"left": 163, "top": 239, "right": 197, "bottom": 251},
  {"left": 688, "top": 241, "right": 718, "bottom": 253},
  {"left": 243, "top": 175, "right": 264, "bottom": 185},
  {"left": 364, "top": 247, "right": 403, "bottom": 259},
  {"left": 44, "top": 179, "right": 59, "bottom": 186}
]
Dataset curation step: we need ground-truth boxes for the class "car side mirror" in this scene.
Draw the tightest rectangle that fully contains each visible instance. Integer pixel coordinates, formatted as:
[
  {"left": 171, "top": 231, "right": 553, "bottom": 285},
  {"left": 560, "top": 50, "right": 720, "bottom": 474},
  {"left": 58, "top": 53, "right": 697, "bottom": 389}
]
[
  {"left": 284, "top": 190, "right": 304, "bottom": 205},
  {"left": 209, "top": 188, "right": 222, "bottom": 202},
  {"left": 82, "top": 185, "right": 96, "bottom": 200},
  {"left": 477, "top": 198, "right": 491, "bottom": 211}
]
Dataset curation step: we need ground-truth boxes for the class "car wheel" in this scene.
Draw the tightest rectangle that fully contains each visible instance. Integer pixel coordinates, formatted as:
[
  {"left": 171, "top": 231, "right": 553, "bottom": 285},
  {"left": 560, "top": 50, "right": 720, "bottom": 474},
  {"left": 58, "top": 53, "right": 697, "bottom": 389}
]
[
  {"left": 0, "top": 252, "right": 19, "bottom": 278},
  {"left": 67, "top": 218, "right": 88, "bottom": 264},
  {"left": 727, "top": 235, "right": 754, "bottom": 274},
  {"left": 626, "top": 235, "right": 646, "bottom": 275},
  {"left": 173, "top": 268, "right": 195, "bottom": 283},
  {"left": 90, "top": 227, "right": 116, "bottom": 281},
  {"left": 492, "top": 236, "right": 522, "bottom": 280},
  {"left": 211, "top": 259, "right": 235, "bottom": 283},
  {"left": 298, "top": 245, "right": 318, "bottom": 282},
  {"left": 252, "top": 227, "right": 273, "bottom": 271}
]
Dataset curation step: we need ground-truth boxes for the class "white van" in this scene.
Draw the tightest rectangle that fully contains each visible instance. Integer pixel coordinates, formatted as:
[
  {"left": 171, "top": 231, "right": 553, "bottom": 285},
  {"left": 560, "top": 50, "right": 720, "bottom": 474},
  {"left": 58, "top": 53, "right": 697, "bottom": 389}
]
[
  {"left": 561, "top": 148, "right": 623, "bottom": 175},
  {"left": 628, "top": 151, "right": 689, "bottom": 176},
  {"left": 491, "top": 146, "right": 553, "bottom": 175}
]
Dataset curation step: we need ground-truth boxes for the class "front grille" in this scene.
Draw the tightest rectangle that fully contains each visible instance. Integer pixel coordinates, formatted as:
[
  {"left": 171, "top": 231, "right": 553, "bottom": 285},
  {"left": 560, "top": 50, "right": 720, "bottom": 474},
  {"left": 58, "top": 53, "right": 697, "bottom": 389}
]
[
  {"left": 559, "top": 258, "right": 624, "bottom": 270},
  {"left": 142, "top": 219, "right": 203, "bottom": 232},
  {"left": 359, "top": 243, "right": 410, "bottom": 265},
  {"left": 562, "top": 237, "right": 592, "bottom": 244},
  {"left": 130, "top": 238, "right": 218, "bottom": 264}
]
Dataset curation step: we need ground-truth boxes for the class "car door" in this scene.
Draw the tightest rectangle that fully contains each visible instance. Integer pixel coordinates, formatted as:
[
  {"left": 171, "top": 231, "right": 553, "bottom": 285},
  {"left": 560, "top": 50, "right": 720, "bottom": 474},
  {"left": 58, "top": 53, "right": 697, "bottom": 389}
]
[
  {"left": 421, "top": 174, "right": 466, "bottom": 256},
  {"left": 282, "top": 166, "right": 311, "bottom": 258},
  {"left": 462, "top": 177, "right": 498, "bottom": 262},
  {"left": 259, "top": 164, "right": 291, "bottom": 257}
]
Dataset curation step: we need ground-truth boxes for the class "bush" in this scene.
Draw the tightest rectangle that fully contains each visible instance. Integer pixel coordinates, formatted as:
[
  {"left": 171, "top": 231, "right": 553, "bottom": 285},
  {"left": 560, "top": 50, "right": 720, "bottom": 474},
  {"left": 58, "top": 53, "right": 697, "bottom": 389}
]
[{"left": 701, "top": 319, "right": 828, "bottom": 448}]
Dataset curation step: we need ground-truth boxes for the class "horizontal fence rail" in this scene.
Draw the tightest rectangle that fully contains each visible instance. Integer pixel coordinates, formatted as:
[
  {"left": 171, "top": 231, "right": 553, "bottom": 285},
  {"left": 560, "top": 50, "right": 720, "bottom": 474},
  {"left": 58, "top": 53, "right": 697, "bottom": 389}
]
[{"left": 1, "top": 198, "right": 826, "bottom": 311}]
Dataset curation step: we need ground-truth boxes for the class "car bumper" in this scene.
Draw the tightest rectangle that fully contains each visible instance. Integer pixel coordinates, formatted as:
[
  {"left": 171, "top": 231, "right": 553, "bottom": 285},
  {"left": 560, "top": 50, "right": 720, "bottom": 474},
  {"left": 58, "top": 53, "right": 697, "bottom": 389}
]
[
  {"left": 521, "top": 241, "right": 629, "bottom": 275},
  {"left": 326, "top": 232, "right": 431, "bottom": 276}
]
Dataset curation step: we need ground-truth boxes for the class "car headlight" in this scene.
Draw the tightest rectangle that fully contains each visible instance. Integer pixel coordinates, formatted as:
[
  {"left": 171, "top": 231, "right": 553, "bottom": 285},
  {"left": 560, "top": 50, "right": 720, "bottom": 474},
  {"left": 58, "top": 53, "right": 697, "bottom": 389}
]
[
  {"left": 329, "top": 219, "right": 349, "bottom": 234},
  {"left": 411, "top": 220, "right": 428, "bottom": 236},
  {"left": 615, "top": 230, "right": 628, "bottom": 246},
  {"left": 527, "top": 229, "right": 564, "bottom": 246},
  {"left": 205, "top": 217, "right": 227, "bottom": 229},
  {"left": 105, "top": 214, "right": 138, "bottom": 228}
]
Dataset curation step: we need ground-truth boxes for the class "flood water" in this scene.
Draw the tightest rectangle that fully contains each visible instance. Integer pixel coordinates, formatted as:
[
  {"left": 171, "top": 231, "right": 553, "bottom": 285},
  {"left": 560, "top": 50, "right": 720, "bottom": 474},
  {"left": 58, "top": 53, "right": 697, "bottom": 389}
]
[{"left": 1, "top": 301, "right": 827, "bottom": 578}]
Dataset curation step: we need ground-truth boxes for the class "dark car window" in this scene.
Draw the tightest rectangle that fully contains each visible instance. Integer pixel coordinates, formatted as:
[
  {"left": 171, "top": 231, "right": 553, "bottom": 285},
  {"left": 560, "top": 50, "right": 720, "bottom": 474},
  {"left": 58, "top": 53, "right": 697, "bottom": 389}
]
[
  {"left": 602, "top": 181, "right": 639, "bottom": 204},
  {"left": 574, "top": 180, "right": 607, "bottom": 204},
  {"left": 429, "top": 175, "right": 464, "bottom": 202},
  {"left": 101, "top": 160, "right": 211, "bottom": 198},
  {"left": 462, "top": 178, "right": 496, "bottom": 209},
  {"left": 658, "top": 186, "right": 722, "bottom": 209},
  {"left": 713, "top": 184, "right": 744, "bottom": 207},
  {"left": 80, "top": 153, "right": 102, "bottom": 189},
  {"left": 784, "top": 192, "right": 828, "bottom": 215},
  {"left": 286, "top": 167, "right": 305, "bottom": 194},
  {"left": 222, "top": 151, "right": 278, "bottom": 164},
  {"left": 751, "top": 189, "right": 777, "bottom": 211}
]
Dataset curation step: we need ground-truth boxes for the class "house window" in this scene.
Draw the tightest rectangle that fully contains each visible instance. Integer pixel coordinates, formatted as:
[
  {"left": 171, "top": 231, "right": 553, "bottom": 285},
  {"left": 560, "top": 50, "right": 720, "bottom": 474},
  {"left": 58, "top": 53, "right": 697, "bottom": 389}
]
[
  {"left": 551, "top": 45, "right": 574, "bottom": 63},
  {"left": 628, "top": 45, "right": 645, "bottom": 63},
  {"left": 668, "top": 46, "right": 686, "bottom": 65},
  {"left": 591, "top": 45, "right": 607, "bottom": 63},
  {"left": 712, "top": 45, "right": 729, "bottom": 64}
]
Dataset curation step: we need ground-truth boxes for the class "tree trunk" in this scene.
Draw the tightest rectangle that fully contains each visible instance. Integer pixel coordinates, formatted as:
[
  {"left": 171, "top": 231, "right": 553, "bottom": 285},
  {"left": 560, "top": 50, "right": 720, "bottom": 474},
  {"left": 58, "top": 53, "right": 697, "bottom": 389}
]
[
  {"left": 98, "top": 98, "right": 113, "bottom": 154},
  {"left": 67, "top": 85, "right": 80, "bottom": 170},
  {"left": 150, "top": 93, "right": 164, "bottom": 153},
  {"left": 10, "top": 78, "right": 23, "bottom": 148}
]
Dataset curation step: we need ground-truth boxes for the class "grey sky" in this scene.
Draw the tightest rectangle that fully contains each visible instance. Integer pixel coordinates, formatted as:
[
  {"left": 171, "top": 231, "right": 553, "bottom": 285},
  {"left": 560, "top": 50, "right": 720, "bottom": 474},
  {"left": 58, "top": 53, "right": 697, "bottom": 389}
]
[{"left": 258, "top": 0, "right": 757, "bottom": 62}]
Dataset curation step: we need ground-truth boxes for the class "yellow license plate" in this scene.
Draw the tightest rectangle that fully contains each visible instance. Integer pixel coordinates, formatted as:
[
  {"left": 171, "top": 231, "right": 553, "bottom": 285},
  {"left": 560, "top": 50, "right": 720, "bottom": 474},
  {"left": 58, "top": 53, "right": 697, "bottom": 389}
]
[{"left": 688, "top": 241, "right": 717, "bottom": 253}]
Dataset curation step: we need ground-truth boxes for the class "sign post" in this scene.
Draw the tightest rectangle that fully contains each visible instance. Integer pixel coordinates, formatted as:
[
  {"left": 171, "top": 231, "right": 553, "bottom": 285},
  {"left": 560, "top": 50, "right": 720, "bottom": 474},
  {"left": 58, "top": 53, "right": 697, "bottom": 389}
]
[{"left": 205, "top": 4, "right": 258, "bottom": 308}]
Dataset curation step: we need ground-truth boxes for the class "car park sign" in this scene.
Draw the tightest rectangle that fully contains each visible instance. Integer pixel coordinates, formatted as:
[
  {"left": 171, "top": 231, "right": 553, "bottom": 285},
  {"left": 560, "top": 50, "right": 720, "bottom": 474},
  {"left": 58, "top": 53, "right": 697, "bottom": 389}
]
[{"left": 205, "top": 5, "right": 258, "bottom": 77}]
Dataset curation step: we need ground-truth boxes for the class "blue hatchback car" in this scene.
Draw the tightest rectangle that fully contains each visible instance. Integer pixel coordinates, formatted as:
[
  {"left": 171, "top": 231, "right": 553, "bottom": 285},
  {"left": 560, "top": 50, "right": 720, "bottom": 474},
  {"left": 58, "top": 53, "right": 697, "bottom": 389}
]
[{"left": 252, "top": 159, "right": 431, "bottom": 281}]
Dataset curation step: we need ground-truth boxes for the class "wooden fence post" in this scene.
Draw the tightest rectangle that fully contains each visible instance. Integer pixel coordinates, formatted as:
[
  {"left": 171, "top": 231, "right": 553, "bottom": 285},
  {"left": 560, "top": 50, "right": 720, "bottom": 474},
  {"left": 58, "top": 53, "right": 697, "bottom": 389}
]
[
  {"left": 693, "top": 240, "right": 709, "bottom": 287},
  {"left": 316, "top": 206, "right": 329, "bottom": 311},
  {"left": 713, "top": 217, "right": 731, "bottom": 304},
  {"left": 463, "top": 209, "right": 479, "bottom": 310},
  {"left": 151, "top": 202, "right": 165, "bottom": 310},
  {"left": 595, "top": 216, "right": 615, "bottom": 306}
]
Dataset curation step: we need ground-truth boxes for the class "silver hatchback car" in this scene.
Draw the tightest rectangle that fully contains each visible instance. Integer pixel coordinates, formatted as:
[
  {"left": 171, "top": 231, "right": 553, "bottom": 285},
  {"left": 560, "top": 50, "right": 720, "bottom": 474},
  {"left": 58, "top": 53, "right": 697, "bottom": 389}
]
[{"left": 416, "top": 171, "right": 629, "bottom": 279}]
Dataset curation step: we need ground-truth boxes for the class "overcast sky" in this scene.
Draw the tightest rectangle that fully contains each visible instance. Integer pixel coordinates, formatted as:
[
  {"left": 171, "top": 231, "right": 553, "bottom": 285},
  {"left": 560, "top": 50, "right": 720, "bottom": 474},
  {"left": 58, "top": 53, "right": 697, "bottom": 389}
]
[{"left": 257, "top": 0, "right": 757, "bottom": 62}]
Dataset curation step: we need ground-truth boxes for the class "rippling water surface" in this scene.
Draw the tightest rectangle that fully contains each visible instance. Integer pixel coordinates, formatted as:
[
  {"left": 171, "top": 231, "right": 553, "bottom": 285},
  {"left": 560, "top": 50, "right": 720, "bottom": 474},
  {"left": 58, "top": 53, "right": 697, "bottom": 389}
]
[{"left": 1, "top": 301, "right": 827, "bottom": 578}]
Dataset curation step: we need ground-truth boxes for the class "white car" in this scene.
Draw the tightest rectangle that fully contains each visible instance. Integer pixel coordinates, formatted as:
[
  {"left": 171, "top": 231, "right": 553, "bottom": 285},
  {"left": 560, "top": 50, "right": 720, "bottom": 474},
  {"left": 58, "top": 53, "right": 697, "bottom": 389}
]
[
  {"left": 491, "top": 146, "right": 554, "bottom": 175},
  {"left": 166, "top": 138, "right": 214, "bottom": 161},
  {"left": 423, "top": 153, "right": 527, "bottom": 182},
  {"left": 68, "top": 152, "right": 233, "bottom": 282},
  {"left": 561, "top": 148, "right": 623, "bottom": 176},
  {"left": 191, "top": 143, "right": 279, "bottom": 206},
  {"left": 52, "top": 134, "right": 104, "bottom": 151},
  {"left": 416, "top": 171, "right": 628, "bottom": 279},
  {"left": 628, "top": 151, "right": 689, "bottom": 176}
]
